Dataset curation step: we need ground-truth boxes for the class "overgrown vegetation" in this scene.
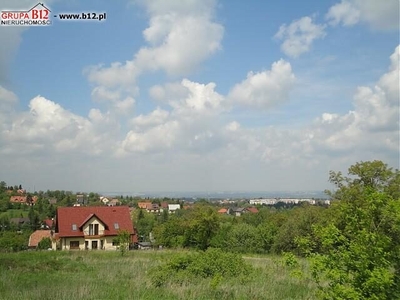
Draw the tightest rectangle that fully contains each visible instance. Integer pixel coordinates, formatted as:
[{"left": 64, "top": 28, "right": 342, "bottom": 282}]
[
  {"left": 0, "top": 250, "right": 317, "bottom": 300},
  {"left": 150, "top": 248, "right": 253, "bottom": 287}
]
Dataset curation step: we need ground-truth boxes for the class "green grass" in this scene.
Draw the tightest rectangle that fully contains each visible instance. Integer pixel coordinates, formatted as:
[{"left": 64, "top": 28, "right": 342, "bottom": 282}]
[{"left": 0, "top": 250, "right": 317, "bottom": 300}]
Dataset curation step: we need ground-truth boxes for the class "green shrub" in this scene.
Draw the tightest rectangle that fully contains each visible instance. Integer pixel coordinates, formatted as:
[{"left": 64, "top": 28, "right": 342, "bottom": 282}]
[
  {"left": 37, "top": 237, "right": 52, "bottom": 250},
  {"left": 150, "top": 248, "right": 253, "bottom": 287}
]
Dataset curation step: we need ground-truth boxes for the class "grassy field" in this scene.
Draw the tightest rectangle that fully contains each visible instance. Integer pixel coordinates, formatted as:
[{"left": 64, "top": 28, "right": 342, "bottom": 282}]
[{"left": 0, "top": 250, "right": 317, "bottom": 300}]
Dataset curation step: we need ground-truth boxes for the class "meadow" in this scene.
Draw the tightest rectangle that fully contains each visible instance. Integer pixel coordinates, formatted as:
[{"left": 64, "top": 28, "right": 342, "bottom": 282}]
[{"left": 0, "top": 250, "right": 317, "bottom": 300}]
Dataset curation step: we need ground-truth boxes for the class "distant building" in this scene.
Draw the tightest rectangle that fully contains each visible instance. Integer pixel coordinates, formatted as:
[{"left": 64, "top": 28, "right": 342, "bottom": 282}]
[
  {"left": 76, "top": 194, "right": 88, "bottom": 206},
  {"left": 168, "top": 204, "right": 180, "bottom": 213}
]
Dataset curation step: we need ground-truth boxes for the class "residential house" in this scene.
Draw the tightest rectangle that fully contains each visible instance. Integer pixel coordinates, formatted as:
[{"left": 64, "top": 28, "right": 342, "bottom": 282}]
[
  {"left": 160, "top": 202, "right": 168, "bottom": 212},
  {"left": 246, "top": 207, "right": 259, "bottom": 214},
  {"left": 41, "top": 218, "right": 54, "bottom": 229},
  {"left": 231, "top": 207, "right": 246, "bottom": 217},
  {"left": 55, "top": 206, "right": 137, "bottom": 250},
  {"left": 146, "top": 203, "right": 159, "bottom": 213},
  {"left": 107, "top": 198, "right": 120, "bottom": 207},
  {"left": 100, "top": 196, "right": 110, "bottom": 205},
  {"left": 76, "top": 194, "right": 88, "bottom": 206},
  {"left": 168, "top": 204, "right": 180, "bottom": 214},
  {"left": 217, "top": 208, "right": 228, "bottom": 214},
  {"left": 48, "top": 198, "right": 57, "bottom": 205},
  {"left": 138, "top": 201, "right": 151, "bottom": 209},
  {"left": 10, "top": 195, "right": 38, "bottom": 205},
  {"left": 28, "top": 230, "right": 54, "bottom": 249}
]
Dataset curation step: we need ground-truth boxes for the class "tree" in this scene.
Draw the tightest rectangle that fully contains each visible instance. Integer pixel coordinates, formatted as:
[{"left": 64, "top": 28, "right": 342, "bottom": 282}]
[
  {"left": 37, "top": 237, "right": 52, "bottom": 250},
  {"left": 184, "top": 206, "right": 219, "bottom": 250},
  {"left": 308, "top": 161, "right": 400, "bottom": 300},
  {"left": 116, "top": 230, "right": 131, "bottom": 256},
  {"left": 0, "top": 181, "right": 6, "bottom": 192}
]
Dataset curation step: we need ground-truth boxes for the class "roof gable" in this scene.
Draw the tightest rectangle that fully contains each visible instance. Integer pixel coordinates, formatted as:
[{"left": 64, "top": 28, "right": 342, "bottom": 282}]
[
  {"left": 78, "top": 213, "right": 108, "bottom": 230},
  {"left": 56, "top": 206, "right": 134, "bottom": 238}
]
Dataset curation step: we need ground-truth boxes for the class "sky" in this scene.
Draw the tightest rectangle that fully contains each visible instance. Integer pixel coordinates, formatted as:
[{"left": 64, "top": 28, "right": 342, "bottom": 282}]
[{"left": 0, "top": 0, "right": 398, "bottom": 194}]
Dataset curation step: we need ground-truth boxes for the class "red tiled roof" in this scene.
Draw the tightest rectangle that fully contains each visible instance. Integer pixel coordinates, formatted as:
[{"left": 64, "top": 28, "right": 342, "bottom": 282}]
[
  {"left": 10, "top": 195, "right": 38, "bottom": 204},
  {"left": 138, "top": 201, "right": 151, "bottom": 209},
  {"left": 161, "top": 202, "right": 168, "bottom": 208},
  {"left": 10, "top": 196, "right": 26, "bottom": 203},
  {"left": 218, "top": 208, "right": 228, "bottom": 213},
  {"left": 247, "top": 207, "right": 259, "bottom": 213},
  {"left": 29, "top": 230, "right": 52, "bottom": 248},
  {"left": 43, "top": 219, "right": 54, "bottom": 228},
  {"left": 56, "top": 206, "right": 136, "bottom": 239}
]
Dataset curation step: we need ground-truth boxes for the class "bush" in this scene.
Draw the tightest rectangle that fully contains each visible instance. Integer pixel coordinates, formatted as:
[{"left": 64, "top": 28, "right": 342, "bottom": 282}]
[
  {"left": 0, "top": 231, "right": 31, "bottom": 252},
  {"left": 150, "top": 248, "right": 253, "bottom": 287},
  {"left": 37, "top": 237, "right": 52, "bottom": 250}
]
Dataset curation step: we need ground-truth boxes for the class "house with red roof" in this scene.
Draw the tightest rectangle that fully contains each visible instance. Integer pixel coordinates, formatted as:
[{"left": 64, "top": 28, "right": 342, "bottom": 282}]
[
  {"left": 246, "top": 207, "right": 259, "bottom": 214},
  {"left": 28, "top": 230, "right": 54, "bottom": 249},
  {"left": 55, "top": 206, "right": 137, "bottom": 250},
  {"left": 217, "top": 208, "right": 228, "bottom": 214},
  {"left": 10, "top": 195, "right": 38, "bottom": 205}
]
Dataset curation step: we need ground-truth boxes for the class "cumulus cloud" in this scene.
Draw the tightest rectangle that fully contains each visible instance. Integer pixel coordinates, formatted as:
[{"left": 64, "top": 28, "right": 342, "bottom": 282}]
[
  {"left": 91, "top": 86, "right": 135, "bottom": 115},
  {"left": 228, "top": 59, "right": 295, "bottom": 109},
  {"left": 326, "top": 0, "right": 399, "bottom": 30},
  {"left": 1, "top": 96, "right": 118, "bottom": 156},
  {"left": 308, "top": 45, "right": 399, "bottom": 155},
  {"left": 85, "top": 0, "right": 224, "bottom": 99},
  {"left": 129, "top": 107, "right": 170, "bottom": 128},
  {"left": 119, "top": 120, "right": 180, "bottom": 154},
  {"left": 275, "top": 16, "right": 326, "bottom": 58}
]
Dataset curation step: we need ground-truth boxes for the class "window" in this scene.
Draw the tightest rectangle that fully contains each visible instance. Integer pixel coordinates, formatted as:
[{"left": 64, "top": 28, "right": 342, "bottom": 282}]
[
  {"left": 92, "top": 241, "right": 98, "bottom": 250},
  {"left": 72, "top": 224, "right": 77, "bottom": 231},
  {"left": 94, "top": 224, "right": 99, "bottom": 235},
  {"left": 89, "top": 224, "right": 93, "bottom": 235},
  {"left": 114, "top": 223, "right": 119, "bottom": 230},
  {"left": 70, "top": 241, "right": 79, "bottom": 249}
]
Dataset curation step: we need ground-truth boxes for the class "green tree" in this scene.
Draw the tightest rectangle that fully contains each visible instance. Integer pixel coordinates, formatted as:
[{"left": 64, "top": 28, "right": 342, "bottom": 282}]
[
  {"left": 309, "top": 161, "right": 400, "bottom": 300},
  {"left": 116, "top": 230, "right": 131, "bottom": 256},
  {"left": 0, "top": 181, "right": 6, "bottom": 192},
  {"left": 184, "top": 206, "right": 219, "bottom": 250},
  {"left": 37, "top": 237, "right": 52, "bottom": 250}
]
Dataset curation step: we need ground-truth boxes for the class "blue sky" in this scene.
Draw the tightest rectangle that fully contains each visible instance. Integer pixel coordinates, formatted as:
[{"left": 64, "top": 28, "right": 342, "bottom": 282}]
[{"left": 0, "top": 0, "right": 398, "bottom": 193}]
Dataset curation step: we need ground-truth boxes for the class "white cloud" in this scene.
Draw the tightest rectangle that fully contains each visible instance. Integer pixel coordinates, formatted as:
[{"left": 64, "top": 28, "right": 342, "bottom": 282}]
[
  {"left": 1, "top": 96, "right": 118, "bottom": 156},
  {"left": 91, "top": 86, "right": 135, "bottom": 115},
  {"left": 171, "top": 79, "right": 224, "bottom": 115},
  {"left": 326, "top": 1, "right": 360, "bottom": 26},
  {"left": 275, "top": 16, "right": 326, "bottom": 58},
  {"left": 120, "top": 120, "right": 180, "bottom": 153},
  {"left": 84, "top": 61, "right": 140, "bottom": 91},
  {"left": 326, "top": 0, "right": 399, "bottom": 30},
  {"left": 309, "top": 45, "right": 399, "bottom": 155},
  {"left": 130, "top": 107, "right": 170, "bottom": 128},
  {"left": 228, "top": 59, "right": 295, "bottom": 109},
  {"left": 85, "top": 0, "right": 224, "bottom": 99},
  {"left": 149, "top": 82, "right": 189, "bottom": 102},
  {"left": 135, "top": 14, "right": 223, "bottom": 76}
]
